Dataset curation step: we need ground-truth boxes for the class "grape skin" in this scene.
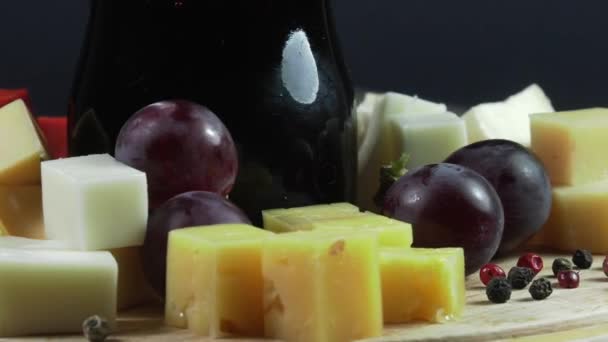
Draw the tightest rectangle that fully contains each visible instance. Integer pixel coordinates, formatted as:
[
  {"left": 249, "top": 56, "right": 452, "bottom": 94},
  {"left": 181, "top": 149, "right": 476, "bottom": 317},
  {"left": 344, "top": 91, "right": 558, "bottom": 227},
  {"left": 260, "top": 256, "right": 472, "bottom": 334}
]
[
  {"left": 142, "top": 191, "right": 251, "bottom": 296},
  {"left": 445, "top": 139, "right": 552, "bottom": 255},
  {"left": 115, "top": 99, "right": 238, "bottom": 209},
  {"left": 383, "top": 163, "right": 504, "bottom": 275}
]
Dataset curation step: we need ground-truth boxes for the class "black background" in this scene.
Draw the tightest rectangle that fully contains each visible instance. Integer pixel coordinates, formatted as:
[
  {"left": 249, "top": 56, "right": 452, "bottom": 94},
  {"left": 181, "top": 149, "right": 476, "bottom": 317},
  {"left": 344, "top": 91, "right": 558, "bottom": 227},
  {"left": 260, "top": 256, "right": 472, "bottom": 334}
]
[{"left": 0, "top": 1, "right": 606, "bottom": 115}]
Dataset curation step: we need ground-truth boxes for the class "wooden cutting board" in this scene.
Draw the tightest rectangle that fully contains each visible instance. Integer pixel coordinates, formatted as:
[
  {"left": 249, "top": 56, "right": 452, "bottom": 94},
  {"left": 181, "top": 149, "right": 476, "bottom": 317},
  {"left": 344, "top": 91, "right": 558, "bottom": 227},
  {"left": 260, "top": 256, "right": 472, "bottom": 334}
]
[{"left": 10, "top": 253, "right": 608, "bottom": 341}]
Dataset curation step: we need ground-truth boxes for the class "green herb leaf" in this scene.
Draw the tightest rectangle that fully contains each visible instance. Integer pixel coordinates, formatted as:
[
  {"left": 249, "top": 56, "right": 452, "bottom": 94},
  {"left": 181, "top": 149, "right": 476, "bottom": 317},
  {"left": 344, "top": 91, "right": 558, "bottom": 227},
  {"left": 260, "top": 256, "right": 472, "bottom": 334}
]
[{"left": 373, "top": 153, "right": 409, "bottom": 209}]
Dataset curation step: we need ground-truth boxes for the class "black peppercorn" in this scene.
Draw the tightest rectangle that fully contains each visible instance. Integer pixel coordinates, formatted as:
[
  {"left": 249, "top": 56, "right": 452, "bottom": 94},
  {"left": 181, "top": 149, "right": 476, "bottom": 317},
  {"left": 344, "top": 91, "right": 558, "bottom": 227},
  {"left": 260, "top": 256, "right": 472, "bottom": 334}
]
[
  {"left": 508, "top": 267, "right": 535, "bottom": 289},
  {"left": 486, "top": 277, "right": 512, "bottom": 303},
  {"left": 552, "top": 258, "right": 573, "bottom": 276},
  {"left": 83, "top": 315, "right": 111, "bottom": 342},
  {"left": 572, "top": 249, "right": 593, "bottom": 269},
  {"left": 529, "top": 278, "right": 553, "bottom": 300}
]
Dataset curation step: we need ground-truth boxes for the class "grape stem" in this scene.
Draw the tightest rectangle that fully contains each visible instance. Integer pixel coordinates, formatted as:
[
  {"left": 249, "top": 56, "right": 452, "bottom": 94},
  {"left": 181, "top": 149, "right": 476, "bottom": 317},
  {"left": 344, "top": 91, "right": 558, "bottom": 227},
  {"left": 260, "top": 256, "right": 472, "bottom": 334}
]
[{"left": 373, "top": 154, "right": 409, "bottom": 209}]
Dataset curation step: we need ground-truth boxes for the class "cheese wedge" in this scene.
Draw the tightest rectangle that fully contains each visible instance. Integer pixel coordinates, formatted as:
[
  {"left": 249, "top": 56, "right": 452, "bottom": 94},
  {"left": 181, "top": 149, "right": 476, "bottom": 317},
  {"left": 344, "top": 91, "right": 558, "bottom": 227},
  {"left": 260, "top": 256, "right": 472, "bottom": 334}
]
[
  {"left": 0, "top": 186, "right": 44, "bottom": 239},
  {"left": 111, "top": 247, "right": 158, "bottom": 310},
  {"left": 0, "top": 221, "right": 7, "bottom": 236},
  {"left": 0, "top": 100, "right": 49, "bottom": 185},
  {"left": 463, "top": 84, "right": 554, "bottom": 146}
]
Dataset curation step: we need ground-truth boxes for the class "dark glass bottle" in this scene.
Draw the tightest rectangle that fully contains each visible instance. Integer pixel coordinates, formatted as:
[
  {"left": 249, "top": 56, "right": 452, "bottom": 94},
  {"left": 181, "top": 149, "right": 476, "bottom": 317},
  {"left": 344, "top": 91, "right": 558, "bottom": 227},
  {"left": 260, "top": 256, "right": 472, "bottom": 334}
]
[{"left": 69, "top": 0, "right": 356, "bottom": 224}]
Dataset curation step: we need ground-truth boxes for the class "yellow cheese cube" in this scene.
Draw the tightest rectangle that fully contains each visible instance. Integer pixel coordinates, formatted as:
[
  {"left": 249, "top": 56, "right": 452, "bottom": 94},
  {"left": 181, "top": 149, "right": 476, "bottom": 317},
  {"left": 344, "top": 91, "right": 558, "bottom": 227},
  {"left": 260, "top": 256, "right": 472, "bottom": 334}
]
[
  {"left": 0, "top": 186, "right": 44, "bottom": 239},
  {"left": 380, "top": 247, "right": 465, "bottom": 323},
  {"left": 110, "top": 247, "right": 158, "bottom": 310},
  {"left": 0, "top": 100, "right": 49, "bottom": 185},
  {"left": 531, "top": 108, "right": 608, "bottom": 185},
  {"left": 165, "top": 224, "right": 272, "bottom": 337},
  {"left": 533, "top": 181, "right": 608, "bottom": 253},
  {"left": 263, "top": 231, "right": 383, "bottom": 342},
  {"left": 309, "top": 212, "right": 413, "bottom": 248},
  {"left": 263, "top": 202, "right": 361, "bottom": 232}
]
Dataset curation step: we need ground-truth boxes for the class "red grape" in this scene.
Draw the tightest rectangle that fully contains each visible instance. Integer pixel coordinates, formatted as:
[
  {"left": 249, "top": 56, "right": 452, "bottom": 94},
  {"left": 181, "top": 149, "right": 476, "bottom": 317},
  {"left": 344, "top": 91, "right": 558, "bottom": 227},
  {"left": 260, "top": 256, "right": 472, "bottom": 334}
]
[
  {"left": 383, "top": 163, "right": 504, "bottom": 275},
  {"left": 115, "top": 100, "right": 238, "bottom": 209},
  {"left": 445, "top": 140, "right": 551, "bottom": 255},
  {"left": 142, "top": 191, "right": 251, "bottom": 296}
]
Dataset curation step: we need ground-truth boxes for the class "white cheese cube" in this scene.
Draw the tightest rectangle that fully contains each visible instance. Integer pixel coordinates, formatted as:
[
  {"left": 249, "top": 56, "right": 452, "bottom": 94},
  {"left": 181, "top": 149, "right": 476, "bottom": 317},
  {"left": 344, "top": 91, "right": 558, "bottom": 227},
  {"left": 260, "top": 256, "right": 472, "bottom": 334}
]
[
  {"left": 42, "top": 154, "right": 148, "bottom": 250},
  {"left": 383, "top": 92, "right": 447, "bottom": 117},
  {"left": 0, "top": 237, "right": 157, "bottom": 310},
  {"left": 356, "top": 92, "right": 381, "bottom": 147},
  {"left": 462, "top": 84, "right": 554, "bottom": 146},
  {"left": 357, "top": 92, "right": 447, "bottom": 212},
  {"left": 391, "top": 112, "right": 468, "bottom": 170},
  {"left": 0, "top": 248, "right": 117, "bottom": 336}
]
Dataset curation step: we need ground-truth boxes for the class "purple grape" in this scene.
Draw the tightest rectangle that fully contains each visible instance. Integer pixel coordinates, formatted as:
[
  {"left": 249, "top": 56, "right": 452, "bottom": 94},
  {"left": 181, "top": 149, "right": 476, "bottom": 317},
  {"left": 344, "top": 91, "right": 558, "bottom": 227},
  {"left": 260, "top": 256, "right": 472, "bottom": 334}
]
[
  {"left": 115, "top": 100, "right": 238, "bottom": 209},
  {"left": 142, "top": 191, "right": 251, "bottom": 297},
  {"left": 445, "top": 140, "right": 552, "bottom": 255},
  {"left": 383, "top": 163, "right": 504, "bottom": 275}
]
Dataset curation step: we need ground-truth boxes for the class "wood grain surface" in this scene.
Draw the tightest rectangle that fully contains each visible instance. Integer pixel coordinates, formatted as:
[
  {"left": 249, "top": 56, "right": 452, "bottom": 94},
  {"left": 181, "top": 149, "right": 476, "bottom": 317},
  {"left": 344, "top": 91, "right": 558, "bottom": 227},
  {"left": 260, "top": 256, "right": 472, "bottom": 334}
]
[{"left": 8, "top": 254, "right": 608, "bottom": 341}]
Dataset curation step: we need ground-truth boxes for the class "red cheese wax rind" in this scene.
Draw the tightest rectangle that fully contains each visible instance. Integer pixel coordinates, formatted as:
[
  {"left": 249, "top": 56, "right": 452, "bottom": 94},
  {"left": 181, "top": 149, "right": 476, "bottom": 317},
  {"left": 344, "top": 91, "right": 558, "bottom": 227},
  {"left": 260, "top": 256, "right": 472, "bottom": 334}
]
[
  {"left": 36, "top": 117, "right": 68, "bottom": 159},
  {"left": 0, "top": 89, "right": 30, "bottom": 109}
]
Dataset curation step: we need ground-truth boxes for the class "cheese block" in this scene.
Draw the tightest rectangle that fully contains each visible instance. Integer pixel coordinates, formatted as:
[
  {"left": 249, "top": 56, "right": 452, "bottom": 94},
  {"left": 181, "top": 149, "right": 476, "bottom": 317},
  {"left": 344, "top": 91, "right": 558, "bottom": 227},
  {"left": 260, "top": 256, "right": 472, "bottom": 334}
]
[
  {"left": 263, "top": 202, "right": 360, "bottom": 233},
  {"left": 166, "top": 224, "right": 273, "bottom": 337},
  {"left": 0, "top": 186, "right": 44, "bottom": 239},
  {"left": 378, "top": 93, "right": 448, "bottom": 169},
  {"left": 0, "top": 236, "right": 70, "bottom": 249},
  {"left": 0, "top": 237, "right": 157, "bottom": 310},
  {"left": 0, "top": 100, "right": 49, "bottom": 185},
  {"left": 532, "top": 181, "right": 608, "bottom": 253},
  {"left": 383, "top": 92, "right": 448, "bottom": 118},
  {"left": 111, "top": 247, "right": 158, "bottom": 310},
  {"left": 380, "top": 247, "right": 465, "bottom": 323},
  {"left": 463, "top": 84, "right": 554, "bottom": 147},
  {"left": 309, "top": 213, "right": 412, "bottom": 248},
  {"left": 531, "top": 108, "right": 608, "bottom": 186},
  {"left": 391, "top": 112, "right": 467, "bottom": 170},
  {"left": 357, "top": 92, "right": 446, "bottom": 212},
  {"left": 41, "top": 154, "right": 148, "bottom": 250},
  {"left": 0, "top": 248, "right": 117, "bottom": 336},
  {"left": 263, "top": 230, "right": 383, "bottom": 342},
  {"left": 296, "top": 212, "right": 413, "bottom": 248}
]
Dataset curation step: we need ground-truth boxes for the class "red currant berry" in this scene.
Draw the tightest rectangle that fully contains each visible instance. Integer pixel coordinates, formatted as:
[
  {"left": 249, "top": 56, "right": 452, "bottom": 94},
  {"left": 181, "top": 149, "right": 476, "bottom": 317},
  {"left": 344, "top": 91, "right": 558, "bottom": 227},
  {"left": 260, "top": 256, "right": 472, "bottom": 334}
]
[
  {"left": 557, "top": 270, "right": 580, "bottom": 289},
  {"left": 517, "top": 253, "right": 544, "bottom": 275},
  {"left": 603, "top": 256, "right": 608, "bottom": 277},
  {"left": 480, "top": 263, "right": 506, "bottom": 286}
]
